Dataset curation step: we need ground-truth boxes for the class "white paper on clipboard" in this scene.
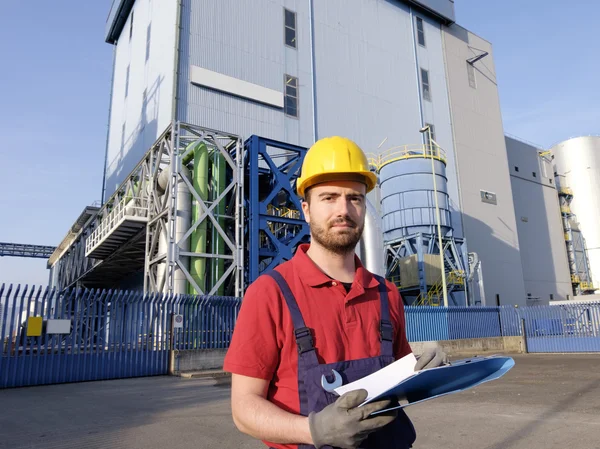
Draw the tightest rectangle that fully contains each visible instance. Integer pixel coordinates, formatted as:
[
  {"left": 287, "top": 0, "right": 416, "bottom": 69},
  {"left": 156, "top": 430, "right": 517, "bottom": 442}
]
[{"left": 333, "top": 354, "right": 515, "bottom": 411}]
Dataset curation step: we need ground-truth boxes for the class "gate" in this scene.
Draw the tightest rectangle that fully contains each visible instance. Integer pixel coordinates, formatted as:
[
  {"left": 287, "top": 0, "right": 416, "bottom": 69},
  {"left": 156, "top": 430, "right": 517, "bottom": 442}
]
[
  {"left": 521, "top": 303, "right": 600, "bottom": 353},
  {"left": 0, "top": 284, "right": 240, "bottom": 388}
]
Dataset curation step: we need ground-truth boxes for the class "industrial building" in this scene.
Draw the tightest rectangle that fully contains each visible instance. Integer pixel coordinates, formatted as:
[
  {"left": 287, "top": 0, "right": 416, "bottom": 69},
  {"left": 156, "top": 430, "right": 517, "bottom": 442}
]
[{"left": 46, "top": 0, "right": 596, "bottom": 307}]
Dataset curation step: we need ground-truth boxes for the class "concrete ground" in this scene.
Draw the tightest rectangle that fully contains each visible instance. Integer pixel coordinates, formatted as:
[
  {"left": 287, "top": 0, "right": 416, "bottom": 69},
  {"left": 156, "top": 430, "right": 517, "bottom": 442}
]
[{"left": 0, "top": 354, "right": 599, "bottom": 449}]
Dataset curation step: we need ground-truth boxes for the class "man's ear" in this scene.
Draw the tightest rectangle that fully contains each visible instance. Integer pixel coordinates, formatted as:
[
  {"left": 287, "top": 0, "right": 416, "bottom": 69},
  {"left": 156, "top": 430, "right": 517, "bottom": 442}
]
[{"left": 301, "top": 200, "right": 310, "bottom": 224}]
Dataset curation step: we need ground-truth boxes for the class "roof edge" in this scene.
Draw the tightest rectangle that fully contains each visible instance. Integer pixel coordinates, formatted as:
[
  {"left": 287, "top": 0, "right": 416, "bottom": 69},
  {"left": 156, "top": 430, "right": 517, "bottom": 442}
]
[{"left": 105, "top": 0, "right": 135, "bottom": 44}]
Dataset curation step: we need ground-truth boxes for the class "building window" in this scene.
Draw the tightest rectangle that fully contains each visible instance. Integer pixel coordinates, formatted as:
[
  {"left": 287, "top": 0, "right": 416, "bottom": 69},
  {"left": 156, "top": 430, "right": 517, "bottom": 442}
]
[
  {"left": 549, "top": 178, "right": 553, "bottom": 184},
  {"left": 121, "top": 122, "right": 126, "bottom": 151},
  {"left": 125, "top": 66, "right": 130, "bottom": 98},
  {"left": 284, "top": 75, "right": 298, "bottom": 117},
  {"left": 416, "top": 17, "right": 425, "bottom": 47},
  {"left": 467, "top": 62, "right": 476, "bottom": 88},
  {"left": 142, "top": 89, "right": 147, "bottom": 124},
  {"left": 129, "top": 10, "right": 134, "bottom": 40},
  {"left": 423, "top": 123, "right": 436, "bottom": 155},
  {"left": 515, "top": 166, "right": 519, "bottom": 172},
  {"left": 145, "top": 23, "right": 151, "bottom": 61},
  {"left": 420, "top": 68, "right": 431, "bottom": 101},
  {"left": 284, "top": 9, "right": 296, "bottom": 48},
  {"left": 550, "top": 294, "right": 554, "bottom": 300},
  {"left": 532, "top": 172, "right": 537, "bottom": 178}
]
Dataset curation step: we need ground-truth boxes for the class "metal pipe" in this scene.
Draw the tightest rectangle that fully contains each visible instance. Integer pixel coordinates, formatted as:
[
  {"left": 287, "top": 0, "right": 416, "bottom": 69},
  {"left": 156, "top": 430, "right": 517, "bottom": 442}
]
[
  {"left": 421, "top": 126, "right": 448, "bottom": 307},
  {"left": 360, "top": 199, "right": 385, "bottom": 276},
  {"left": 308, "top": 0, "right": 318, "bottom": 141},
  {"left": 190, "top": 142, "right": 208, "bottom": 294},
  {"left": 174, "top": 166, "right": 191, "bottom": 295}
]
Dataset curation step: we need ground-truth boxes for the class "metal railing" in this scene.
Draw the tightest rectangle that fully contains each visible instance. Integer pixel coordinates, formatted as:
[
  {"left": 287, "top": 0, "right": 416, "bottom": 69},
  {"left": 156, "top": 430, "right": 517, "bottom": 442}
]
[
  {"left": 558, "top": 186, "right": 573, "bottom": 196},
  {"left": 85, "top": 197, "right": 149, "bottom": 254},
  {"left": 367, "top": 144, "right": 447, "bottom": 172}
]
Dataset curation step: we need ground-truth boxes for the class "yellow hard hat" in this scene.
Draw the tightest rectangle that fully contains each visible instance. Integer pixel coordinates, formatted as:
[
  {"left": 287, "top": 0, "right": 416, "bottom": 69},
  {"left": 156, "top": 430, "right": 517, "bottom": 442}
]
[{"left": 296, "top": 136, "right": 378, "bottom": 197}]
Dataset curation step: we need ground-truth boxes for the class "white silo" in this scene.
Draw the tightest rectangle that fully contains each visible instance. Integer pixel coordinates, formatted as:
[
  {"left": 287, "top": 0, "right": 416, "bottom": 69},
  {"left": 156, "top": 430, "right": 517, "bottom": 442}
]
[{"left": 552, "top": 136, "right": 600, "bottom": 290}]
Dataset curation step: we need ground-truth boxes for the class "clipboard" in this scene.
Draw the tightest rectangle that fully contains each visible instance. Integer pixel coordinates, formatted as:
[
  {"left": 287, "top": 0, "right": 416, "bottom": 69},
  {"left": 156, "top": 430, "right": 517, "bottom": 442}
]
[{"left": 333, "top": 354, "right": 515, "bottom": 414}]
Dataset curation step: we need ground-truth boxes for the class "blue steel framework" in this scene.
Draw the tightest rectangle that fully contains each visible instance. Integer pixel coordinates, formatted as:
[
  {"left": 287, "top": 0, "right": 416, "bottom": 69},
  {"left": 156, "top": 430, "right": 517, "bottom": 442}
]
[
  {"left": 244, "top": 135, "right": 310, "bottom": 285},
  {"left": 0, "top": 243, "right": 56, "bottom": 259},
  {"left": 0, "top": 284, "right": 240, "bottom": 389}
]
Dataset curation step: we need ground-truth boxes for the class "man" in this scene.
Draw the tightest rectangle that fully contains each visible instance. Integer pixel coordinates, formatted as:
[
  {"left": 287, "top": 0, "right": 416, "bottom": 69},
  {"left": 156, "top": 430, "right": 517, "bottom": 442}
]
[{"left": 224, "top": 136, "right": 446, "bottom": 449}]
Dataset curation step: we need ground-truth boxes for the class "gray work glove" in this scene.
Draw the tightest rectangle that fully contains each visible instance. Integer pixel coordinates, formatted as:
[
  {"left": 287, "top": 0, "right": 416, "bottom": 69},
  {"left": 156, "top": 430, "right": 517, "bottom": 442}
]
[
  {"left": 308, "top": 389, "right": 397, "bottom": 449},
  {"left": 414, "top": 342, "right": 449, "bottom": 371}
]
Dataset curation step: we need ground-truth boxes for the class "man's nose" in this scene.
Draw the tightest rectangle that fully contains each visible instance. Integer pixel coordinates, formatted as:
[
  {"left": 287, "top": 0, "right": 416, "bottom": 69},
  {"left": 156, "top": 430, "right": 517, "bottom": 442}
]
[{"left": 335, "top": 197, "right": 350, "bottom": 216}]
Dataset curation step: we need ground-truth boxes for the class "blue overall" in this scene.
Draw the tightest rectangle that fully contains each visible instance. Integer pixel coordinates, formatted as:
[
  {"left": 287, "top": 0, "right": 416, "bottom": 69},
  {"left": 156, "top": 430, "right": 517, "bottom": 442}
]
[{"left": 267, "top": 270, "right": 416, "bottom": 449}]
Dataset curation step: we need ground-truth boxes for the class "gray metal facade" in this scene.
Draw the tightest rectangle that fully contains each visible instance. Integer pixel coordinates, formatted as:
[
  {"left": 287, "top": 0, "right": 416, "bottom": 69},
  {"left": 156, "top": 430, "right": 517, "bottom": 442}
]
[
  {"left": 104, "top": 0, "right": 179, "bottom": 199},
  {"left": 552, "top": 136, "right": 600, "bottom": 287},
  {"left": 505, "top": 136, "right": 572, "bottom": 304},
  {"left": 174, "top": 0, "right": 463, "bottom": 234},
  {"left": 100, "top": 0, "right": 567, "bottom": 308},
  {"left": 442, "top": 24, "right": 527, "bottom": 306}
]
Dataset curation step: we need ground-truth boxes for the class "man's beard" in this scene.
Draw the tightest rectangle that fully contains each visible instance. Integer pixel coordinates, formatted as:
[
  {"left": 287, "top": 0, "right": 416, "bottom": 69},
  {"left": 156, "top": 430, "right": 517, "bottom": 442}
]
[{"left": 310, "top": 216, "right": 364, "bottom": 255}]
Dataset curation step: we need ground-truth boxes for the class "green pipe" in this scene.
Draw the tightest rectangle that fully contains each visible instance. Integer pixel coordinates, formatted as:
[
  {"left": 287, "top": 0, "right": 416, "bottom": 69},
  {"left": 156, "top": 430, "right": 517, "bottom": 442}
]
[
  {"left": 211, "top": 152, "right": 226, "bottom": 296},
  {"left": 189, "top": 142, "right": 208, "bottom": 295}
]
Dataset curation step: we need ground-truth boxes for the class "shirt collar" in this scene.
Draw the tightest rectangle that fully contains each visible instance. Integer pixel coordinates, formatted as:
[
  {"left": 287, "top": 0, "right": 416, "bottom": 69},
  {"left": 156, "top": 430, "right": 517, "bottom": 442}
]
[{"left": 292, "top": 243, "right": 380, "bottom": 289}]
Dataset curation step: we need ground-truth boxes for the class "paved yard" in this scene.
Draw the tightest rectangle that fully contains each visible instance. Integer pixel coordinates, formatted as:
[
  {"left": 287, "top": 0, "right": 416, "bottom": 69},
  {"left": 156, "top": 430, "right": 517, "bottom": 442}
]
[{"left": 1, "top": 354, "right": 599, "bottom": 449}]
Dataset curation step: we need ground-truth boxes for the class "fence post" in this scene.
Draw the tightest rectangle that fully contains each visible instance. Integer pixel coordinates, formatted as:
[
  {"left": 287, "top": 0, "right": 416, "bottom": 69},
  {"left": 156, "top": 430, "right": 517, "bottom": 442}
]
[{"left": 520, "top": 318, "right": 528, "bottom": 354}]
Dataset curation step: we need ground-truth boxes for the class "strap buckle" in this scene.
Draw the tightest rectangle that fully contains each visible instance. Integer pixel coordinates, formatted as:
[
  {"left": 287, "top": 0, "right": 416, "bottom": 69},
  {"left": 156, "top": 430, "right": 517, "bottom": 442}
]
[
  {"left": 294, "top": 327, "right": 315, "bottom": 354},
  {"left": 380, "top": 320, "right": 393, "bottom": 342}
]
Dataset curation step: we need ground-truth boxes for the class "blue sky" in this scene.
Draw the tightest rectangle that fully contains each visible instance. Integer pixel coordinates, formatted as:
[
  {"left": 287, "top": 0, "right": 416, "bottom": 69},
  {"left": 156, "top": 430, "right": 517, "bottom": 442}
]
[{"left": 0, "top": 1, "right": 598, "bottom": 286}]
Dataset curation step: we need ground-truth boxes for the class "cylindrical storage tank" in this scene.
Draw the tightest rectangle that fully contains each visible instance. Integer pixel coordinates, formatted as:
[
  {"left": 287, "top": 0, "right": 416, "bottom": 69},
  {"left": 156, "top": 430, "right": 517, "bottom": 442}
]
[
  {"left": 380, "top": 157, "right": 452, "bottom": 242},
  {"left": 552, "top": 136, "right": 600, "bottom": 285}
]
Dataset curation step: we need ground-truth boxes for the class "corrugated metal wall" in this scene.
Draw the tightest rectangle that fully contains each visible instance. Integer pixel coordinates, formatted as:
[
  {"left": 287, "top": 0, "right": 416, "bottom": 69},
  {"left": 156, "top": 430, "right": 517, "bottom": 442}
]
[
  {"left": 312, "top": 0, "right": 422, "bottom": 153},
  {"left": 104, "top": 0, "right": 178, "bottom": 198},
  {"left": 506, "top": 136, "right": 572, "bottom": 303},
  {"left": 177, "top": 0, "right": 314, "bottom": 147},
  {"left": 443, "top": 24, "right": 527, "bottom": 306},
  {"left": 414, "top": 12, "right": 462, "bottom": 237}
]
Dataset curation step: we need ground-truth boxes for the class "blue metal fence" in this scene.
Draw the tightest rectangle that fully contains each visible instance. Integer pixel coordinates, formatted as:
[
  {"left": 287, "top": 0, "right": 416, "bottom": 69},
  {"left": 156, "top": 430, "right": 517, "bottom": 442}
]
[
  {"left": 3, "top": 280, "right": 600, "bottom": 389},
  {"left": 405, "top": 306, "right": 504, "bottom": 342},
  {"left": 0, "top": 284, "right": 240, "bottom": 389},
  {"left": 520, "top": 303, "right": 600, "bottom": 353}
]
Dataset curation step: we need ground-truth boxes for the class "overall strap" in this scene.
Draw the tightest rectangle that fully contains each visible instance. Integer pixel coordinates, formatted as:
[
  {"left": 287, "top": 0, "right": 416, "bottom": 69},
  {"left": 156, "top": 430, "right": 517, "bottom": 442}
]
[
  {"left": 374, "top": 275, "right": 394, "bottom": 357},
  {"left": 265, "top": 271, "right": 319, "bottom": 366}
]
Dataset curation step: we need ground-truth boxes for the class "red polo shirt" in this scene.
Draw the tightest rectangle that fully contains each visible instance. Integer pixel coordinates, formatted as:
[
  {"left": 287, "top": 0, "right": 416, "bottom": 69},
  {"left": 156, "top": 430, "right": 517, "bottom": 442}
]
[{"left": 223, "top": 244, "right": 411, "bottom": 449}]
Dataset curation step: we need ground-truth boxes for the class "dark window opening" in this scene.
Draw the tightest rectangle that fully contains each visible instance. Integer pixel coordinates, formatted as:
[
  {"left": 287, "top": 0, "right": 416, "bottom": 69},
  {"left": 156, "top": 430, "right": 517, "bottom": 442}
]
[
  {"left": 532, "top": 172, "right": 537, "bottom": 178},
  {"left": 416, "top": 17, "right": 425, "bottom": 47},
  {"left": 550, "top": 294, "right": 554, "bottom": 300},
  {"left": 125, "top": 66, "right": 130, "bottom": 98},
  {"left": 424, "top": 123, "right": 436, "bottom": 155},
  {"left": 145, "top": 23, "right": 151, "bottom": 61},
  {"left": 420, "top": 68, "right": 431, "bottom": 101},
  {"left": 284, "top": 9, "right": 297, "bottom": 48},
  {"left": 129, "top": 10, "right": 134, "bottom": 40},
  {"left": 467, "top": 62, "right": 476, "bottom": 88},
  {"left": 284, "top": 74, "right": 298, "bottom": 117},
  {"left": 495, "top": 294, "right": 500, "bottom": 306},
  {"left": 515, "top": 166, "right": 519, "bottom": 172}
]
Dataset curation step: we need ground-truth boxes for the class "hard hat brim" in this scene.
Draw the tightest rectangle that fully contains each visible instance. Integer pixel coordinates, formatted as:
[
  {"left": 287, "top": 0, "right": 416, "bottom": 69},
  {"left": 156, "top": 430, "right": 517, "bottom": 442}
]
[{"left": 297, "top": 171, "right": 377, "bottom": 198}]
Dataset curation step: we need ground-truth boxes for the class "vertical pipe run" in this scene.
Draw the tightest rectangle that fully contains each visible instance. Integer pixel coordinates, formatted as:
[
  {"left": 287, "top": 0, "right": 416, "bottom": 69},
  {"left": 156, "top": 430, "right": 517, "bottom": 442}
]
[{"left": 190, "top": 143, "right": 209, "bottom": 294}]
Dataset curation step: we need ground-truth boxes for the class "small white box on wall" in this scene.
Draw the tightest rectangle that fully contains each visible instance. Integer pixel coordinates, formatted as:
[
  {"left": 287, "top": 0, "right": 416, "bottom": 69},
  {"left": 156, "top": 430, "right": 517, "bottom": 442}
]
[{"left": 46, "top": 319, "right": 71, "bottom": 335}]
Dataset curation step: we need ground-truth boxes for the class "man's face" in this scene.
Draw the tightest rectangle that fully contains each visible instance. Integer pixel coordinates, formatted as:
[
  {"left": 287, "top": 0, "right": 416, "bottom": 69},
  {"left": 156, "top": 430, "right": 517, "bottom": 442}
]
[{"left": 301, "top": 181, "right": 367, "bottom": 255}]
